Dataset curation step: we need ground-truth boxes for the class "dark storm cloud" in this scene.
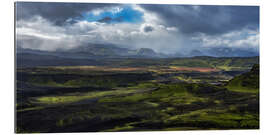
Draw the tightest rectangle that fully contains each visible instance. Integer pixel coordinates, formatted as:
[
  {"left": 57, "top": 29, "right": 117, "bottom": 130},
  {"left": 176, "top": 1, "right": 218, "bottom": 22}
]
[
  {"left": 143, "top": 26, "right": 154, "bottom": 32},
  {"left": 15, "top": 3, "right": 259, "bottom": 54},
  {"left": 140, "top": 5, "right": 259, "bottom": 35},
  {"left": 15, "top": 2, "right": 118, "bottom": 25}
]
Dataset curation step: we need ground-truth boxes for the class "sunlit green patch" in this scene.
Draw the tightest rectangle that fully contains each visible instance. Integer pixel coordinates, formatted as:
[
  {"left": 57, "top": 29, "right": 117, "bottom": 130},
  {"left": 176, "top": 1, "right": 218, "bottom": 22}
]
[
  {"left": 17, "top": 106, "right": 44, "bottom": 112},
  {"left": 33, "top": 88, "right": 140, "bottom": 104},
  {"left": 56, "top": 111, "right": 96, "bottom": 127},
  {"left": 99, "top": 83, "right": 208, "bottom": 105},
  {"left": 216, "top": 66, "right": 250, "bottom": 71},
  {"left": 214, "top": 100, "right": 222, "bottom": 104},
  {"left": 129, "top": 82, "right": 158, "bottom": 89},
  {"left": 174, "top": 76, "right": 200, "bottom": 83},
  {"left": 99, "top": 93, "right": 149, "bottom": 103},
  {"left": 104, "top": 125, "right": 135, "bottom": 132},
  {"left": 226, "top": 64, "right": 259, "bottom": 94},
  {"left": 145, "top": 101, "right": 159, "bottom": 107},
  {"left": 162, "top": 127, "right": 202, "bottom": 131},
  {"left": 227, "top": 86, "right": 259, "bottom": 94},
  {"left": 168, "top": 94, "right": 209, "bottom": 105},
  {"left": 240, "top": 119, "right": 259, "bottom": 128},
  {"left": 165, "top": 108, "right": 259, "bottom": 128}
]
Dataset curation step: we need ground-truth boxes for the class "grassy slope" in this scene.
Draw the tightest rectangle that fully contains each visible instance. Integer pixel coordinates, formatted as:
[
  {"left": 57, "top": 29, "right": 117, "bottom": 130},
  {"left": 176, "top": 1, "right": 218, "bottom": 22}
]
[
  {"left": 226, "top": 64, "right": 259, "bottom": 93},
  {"left": 17, "top": 82, "right": 259, "bottom": 132}
]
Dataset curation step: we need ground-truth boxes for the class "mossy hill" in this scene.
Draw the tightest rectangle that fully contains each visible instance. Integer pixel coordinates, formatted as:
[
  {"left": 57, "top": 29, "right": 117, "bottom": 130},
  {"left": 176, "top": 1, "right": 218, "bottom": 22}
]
[{"left": 227, "top": 64, "right": 259, "bottom": 93}]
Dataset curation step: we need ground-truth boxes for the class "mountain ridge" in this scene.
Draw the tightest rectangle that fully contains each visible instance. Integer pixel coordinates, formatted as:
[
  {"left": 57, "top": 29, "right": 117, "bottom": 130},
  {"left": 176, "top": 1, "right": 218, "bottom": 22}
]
[{"left": 17, "top": 43, "right": 259, "bottom": 59}]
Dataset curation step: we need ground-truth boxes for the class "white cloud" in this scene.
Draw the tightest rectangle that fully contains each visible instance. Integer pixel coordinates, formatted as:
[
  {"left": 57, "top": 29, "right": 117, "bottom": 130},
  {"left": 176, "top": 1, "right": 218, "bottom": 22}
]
[
  {"left": 111, "top": 7, "right": 123, "bottom": 14},
  {"left": 166, "top": 27, "right": 178, "bottom": 32},
  {"left": 132, "top": 5, "right": 163, "bottom": 25},
  {"left": 16, "top": 5, "right": 259, "bottom": 54},
  {"left": 91, "top": 9, "right": 102, "bottom": 16},
  {"left": 89, "top": 6, "right": 123, "bottom": 16},
  {"left": 16, "top": 12, "right": 182, "bottom": 53},
  {"left": 192, "top": 28, "right": 259, "bottom": 51}
]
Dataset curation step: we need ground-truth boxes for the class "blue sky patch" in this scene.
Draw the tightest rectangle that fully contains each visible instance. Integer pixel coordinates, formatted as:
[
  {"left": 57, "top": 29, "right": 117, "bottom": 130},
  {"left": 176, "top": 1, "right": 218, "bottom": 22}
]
[{"left": 81, "top": 5, "right": 144, "bottom": 24}]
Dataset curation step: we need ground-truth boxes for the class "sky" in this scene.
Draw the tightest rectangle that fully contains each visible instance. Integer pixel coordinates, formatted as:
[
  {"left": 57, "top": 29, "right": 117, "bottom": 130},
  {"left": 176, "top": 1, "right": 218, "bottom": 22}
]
[{"left": 15, "top": 2, "right": 259, "bottom": 54}]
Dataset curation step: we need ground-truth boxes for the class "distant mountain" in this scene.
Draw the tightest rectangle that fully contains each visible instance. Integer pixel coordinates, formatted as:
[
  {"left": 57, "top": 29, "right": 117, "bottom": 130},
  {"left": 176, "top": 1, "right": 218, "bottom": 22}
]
[
  {"left": 170, "top": 52, "right": 184, "bottom": 58},
  {"left": 205, "top": 47, "right": 259, "bottom": 57},
  {"left": 188, "top": 50, "right": 205, "bottom": 57},
  {"left": 64, "top": 44, "right": 166, "bottom": 58},
  {"left": 17, "top": 43, "right": 166, "bottom": 60},
  {"left": 17, "top": 44, "right": 259, "bottom": 60},
  {"left": 16, "top": 53, "right": 102, "bottom": 67},
  {"left": 135, "top": 48, "right": 157, "bottom": 57},
  {"left": 182, "top": 47, "right": 259, "bottom": 57},
  {"left": 63, "top": 43, "right": 130, "bottom": 57},
  {"left": 16, "top": 51, "right": 259, "bottom": 68}
]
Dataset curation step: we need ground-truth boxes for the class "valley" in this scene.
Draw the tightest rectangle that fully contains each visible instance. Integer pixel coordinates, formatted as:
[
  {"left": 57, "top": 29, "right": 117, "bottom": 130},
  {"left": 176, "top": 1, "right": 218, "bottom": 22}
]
[{"left": 16, "top": 57, "right": 259, "bottom": 132}]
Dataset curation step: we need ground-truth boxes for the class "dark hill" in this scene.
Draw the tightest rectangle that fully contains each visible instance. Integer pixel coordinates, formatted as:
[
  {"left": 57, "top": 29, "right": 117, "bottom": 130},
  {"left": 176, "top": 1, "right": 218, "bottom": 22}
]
[
  {"left": 227, "top": 64, "right": 259, "bottom": 93},
  {"left": 65, "top": 43, "right": 130, "bottom": 56},
  {"left": 136, "top": 48, "right": 157, "bottom": 57}
]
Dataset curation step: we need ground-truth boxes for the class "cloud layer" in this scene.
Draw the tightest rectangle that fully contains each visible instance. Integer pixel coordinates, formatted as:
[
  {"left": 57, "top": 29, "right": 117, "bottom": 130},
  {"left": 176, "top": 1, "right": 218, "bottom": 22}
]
[{"left": 16, "top": 2, "right": 259, "bottom": 54}]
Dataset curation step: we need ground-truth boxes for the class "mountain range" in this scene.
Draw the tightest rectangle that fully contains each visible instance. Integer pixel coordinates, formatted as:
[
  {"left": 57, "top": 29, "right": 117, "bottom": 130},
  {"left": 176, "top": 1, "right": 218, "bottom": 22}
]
[
  {"left": 17, "top": 43, "right": 259, "bottom": 59},
  {"left": 16, "top": 43, "right": 259, "bottom": 67},
  {"left": 16, "top": 44, "right": 259, "bottom": 67}
]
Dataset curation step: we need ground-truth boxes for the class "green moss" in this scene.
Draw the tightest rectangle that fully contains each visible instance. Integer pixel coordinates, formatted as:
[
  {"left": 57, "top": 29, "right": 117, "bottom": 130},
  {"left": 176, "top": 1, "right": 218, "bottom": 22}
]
[
  {"left": 131, "top": 82, "right": 157, "bottom": 89},
  {"left": 99, "top": 93, "right": 149, "bottom": 103},
  {"left": 104, "top": 125, "right": 135, "bottom": 132},
  {"left": 17, "top": 61, "right": 260, "bottom": 132},
  {"left": 240, "top": 119, "right": 259, "bottom": 128},
  {"left": 227, "top": 64, "right": 259, "bottom": 93},
  {"left": 227, "top": 86, "right": 259, "bottom": 93},
  {"left": 145, "top": 101, "right": 159, "bottom": 107},
  {"left": 34, "top": 88, "right": 139, "bottom": 104},
  {"left": 17, "top": 106, "right": 44, "bottom": 112},
  {"left": 165, "top": 108, "right": 259, "bottom": 129}
]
